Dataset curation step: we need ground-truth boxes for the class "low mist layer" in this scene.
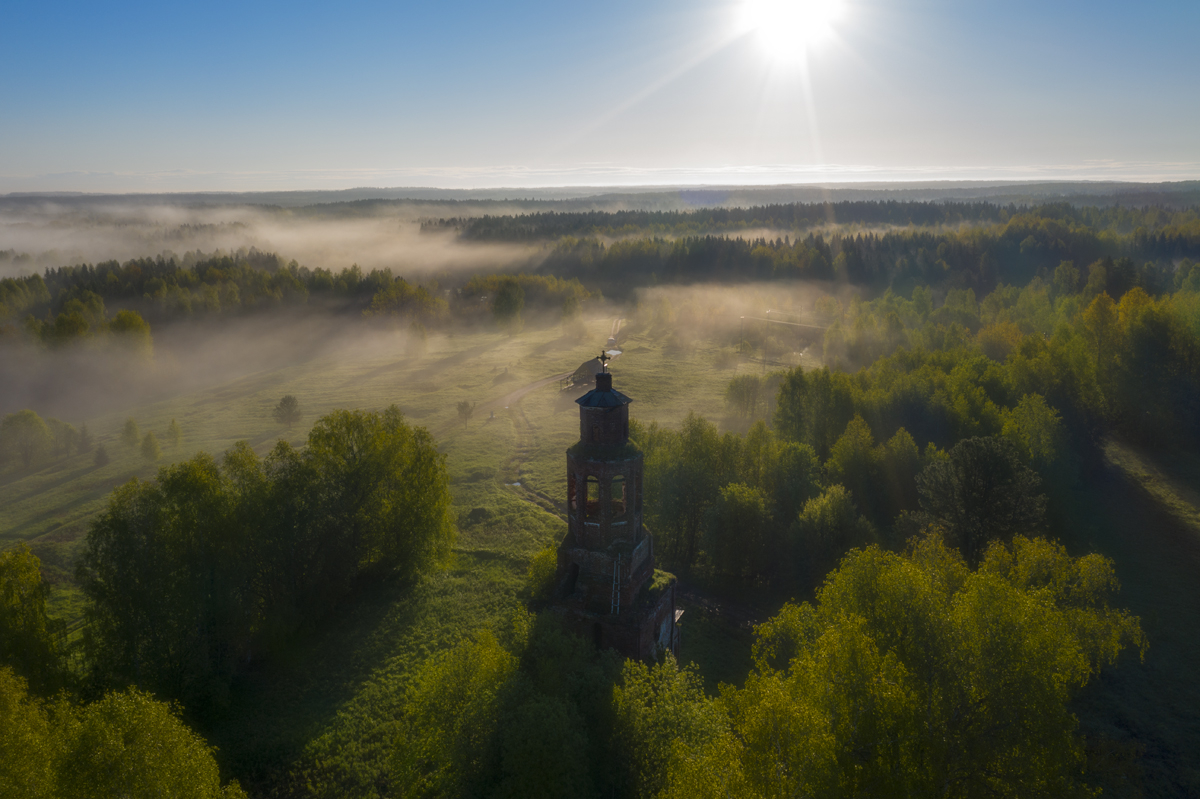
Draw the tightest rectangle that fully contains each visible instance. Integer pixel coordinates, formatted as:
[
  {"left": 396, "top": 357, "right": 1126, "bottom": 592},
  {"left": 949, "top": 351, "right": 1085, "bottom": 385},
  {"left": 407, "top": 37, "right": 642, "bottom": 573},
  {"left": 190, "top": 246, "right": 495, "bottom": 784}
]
[
  {"left": 0, "top": 310, "right": 413, "bottom": 424},
  {"left": 0, "top": 199, "right": 540, "bottom": 279}
]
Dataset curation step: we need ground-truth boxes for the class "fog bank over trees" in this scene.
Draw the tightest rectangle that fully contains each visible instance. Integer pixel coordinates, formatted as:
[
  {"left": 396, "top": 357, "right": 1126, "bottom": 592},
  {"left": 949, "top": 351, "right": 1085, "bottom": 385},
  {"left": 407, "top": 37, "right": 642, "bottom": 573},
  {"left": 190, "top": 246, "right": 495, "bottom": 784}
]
[
  {"left": 0, "top": 200, "right": 540, "bottom": 279},
  {"left": 5, "top": 180, "right": 1199, "bottom": 277}
]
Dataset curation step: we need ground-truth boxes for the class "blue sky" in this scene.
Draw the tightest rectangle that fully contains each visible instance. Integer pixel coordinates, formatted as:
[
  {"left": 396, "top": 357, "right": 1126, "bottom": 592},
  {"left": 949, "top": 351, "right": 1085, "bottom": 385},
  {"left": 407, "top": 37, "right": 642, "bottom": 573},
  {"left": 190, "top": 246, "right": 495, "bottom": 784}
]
[{"left": 2, "top": 0, "right": 1197, "bottom": 191}]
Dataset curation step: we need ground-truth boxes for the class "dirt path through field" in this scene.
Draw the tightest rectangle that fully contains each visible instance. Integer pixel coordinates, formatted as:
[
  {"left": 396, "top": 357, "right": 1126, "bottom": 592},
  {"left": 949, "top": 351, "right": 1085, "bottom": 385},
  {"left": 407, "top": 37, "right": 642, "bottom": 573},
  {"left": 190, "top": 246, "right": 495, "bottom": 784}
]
[{"left": 476, "top": 370, "right": 573, "bottom": 414}]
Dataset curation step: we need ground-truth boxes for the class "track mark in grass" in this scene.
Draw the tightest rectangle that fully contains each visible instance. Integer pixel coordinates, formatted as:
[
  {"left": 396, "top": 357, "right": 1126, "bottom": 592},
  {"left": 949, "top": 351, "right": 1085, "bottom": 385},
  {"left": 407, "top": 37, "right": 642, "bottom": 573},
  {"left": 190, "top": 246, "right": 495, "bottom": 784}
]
[{"left": 1104, "top": 439, "right": 1200, "bottom": 537}]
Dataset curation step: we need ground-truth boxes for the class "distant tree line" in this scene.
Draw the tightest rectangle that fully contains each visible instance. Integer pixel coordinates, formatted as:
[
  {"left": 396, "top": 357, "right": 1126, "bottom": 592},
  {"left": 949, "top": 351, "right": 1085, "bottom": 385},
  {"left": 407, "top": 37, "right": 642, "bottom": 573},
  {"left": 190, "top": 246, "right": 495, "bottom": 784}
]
[
  {"left": 0, "top": 411, "right": 187, "bottom": 473},
  {"left": 1, "top": 247, "right": 594, "bottom": 347},
  {"left": 0, "top": 276, "right": 153, "bottom": 352},
  {"left": 428, "top": 199, "right": 1200, "bottom": 244},
  {"left": 427, "top": 200, "right": 1200, "bottom": 242},
  {"left": 422, "top": 200, "right": 1017, "bottom": 239},
  {"left": 1, "top": 250, "right": 386, "bottom": 330},
  {"left": 0, "top": 410, "right": 94, "bottom": 469},
  {"left": 8, "top": 204, "right": 1199, "bottom": 339},
  {"left": 532, "top": 207, "right": 1200, "bottom": 298}
]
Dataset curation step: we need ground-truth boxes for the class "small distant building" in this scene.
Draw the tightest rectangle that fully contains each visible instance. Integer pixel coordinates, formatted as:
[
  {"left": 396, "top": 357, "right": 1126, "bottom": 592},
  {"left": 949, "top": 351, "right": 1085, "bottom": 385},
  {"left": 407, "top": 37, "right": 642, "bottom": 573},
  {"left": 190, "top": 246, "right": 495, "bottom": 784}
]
[
  {"left": 565, "top": 356, "right": 605, "bottom": 389},
  {"left": 552, "top": 359, "right": 679, "bottom": 658}
]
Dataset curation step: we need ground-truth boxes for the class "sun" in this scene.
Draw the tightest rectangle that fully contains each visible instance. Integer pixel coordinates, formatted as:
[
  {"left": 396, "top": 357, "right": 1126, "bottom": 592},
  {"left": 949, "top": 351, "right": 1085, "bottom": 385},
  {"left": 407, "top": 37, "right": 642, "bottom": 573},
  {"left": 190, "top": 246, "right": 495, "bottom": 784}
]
[{"left": 741, "top": 0, "right": 843, "bottom": 61}]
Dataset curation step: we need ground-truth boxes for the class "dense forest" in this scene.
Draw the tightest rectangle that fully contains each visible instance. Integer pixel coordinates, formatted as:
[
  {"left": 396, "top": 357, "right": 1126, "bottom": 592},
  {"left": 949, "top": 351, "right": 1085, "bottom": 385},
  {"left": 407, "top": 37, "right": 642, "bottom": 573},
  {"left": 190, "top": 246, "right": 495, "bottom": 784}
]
[
  {"left": 531, "top": 208, "right": 1200, "bottom": 298},
  {"left": 629, "top": 278, "right": 1200, "bottom": 585},
  {"left": 4, "top": 197, "right": 1200, "bottom": 797},
  {"left": 0, "top": 250, "right": 592, "bottom": 348},
  {"left": 423, "top": 200, "right": 1200, "bottom": 241}
]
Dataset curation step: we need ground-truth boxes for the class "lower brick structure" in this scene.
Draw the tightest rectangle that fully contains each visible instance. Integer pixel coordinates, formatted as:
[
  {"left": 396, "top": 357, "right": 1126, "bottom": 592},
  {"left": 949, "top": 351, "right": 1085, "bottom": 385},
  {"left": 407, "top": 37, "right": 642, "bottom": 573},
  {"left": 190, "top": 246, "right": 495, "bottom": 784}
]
[{"left": 551, "top": 573, "right": 678, "bottom": 660}]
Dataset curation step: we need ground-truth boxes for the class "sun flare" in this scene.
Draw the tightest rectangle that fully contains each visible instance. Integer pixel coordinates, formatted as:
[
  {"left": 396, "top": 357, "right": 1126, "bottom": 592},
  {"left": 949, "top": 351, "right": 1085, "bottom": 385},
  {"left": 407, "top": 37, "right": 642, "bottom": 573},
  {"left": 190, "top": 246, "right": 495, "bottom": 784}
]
[{"left": 741, "top": 0, "right": 843, "bottom": 60}]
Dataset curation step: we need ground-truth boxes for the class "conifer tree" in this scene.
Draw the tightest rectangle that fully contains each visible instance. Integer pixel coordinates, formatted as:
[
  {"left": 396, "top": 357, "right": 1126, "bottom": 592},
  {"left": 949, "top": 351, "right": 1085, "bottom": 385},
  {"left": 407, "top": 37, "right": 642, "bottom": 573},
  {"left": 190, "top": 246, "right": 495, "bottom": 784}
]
[
  {"left": 141, "top": 431, "right": 161, "bottom": 462},
  {"left": 121, "top": 419, "right": 140, "bottom": 449}
]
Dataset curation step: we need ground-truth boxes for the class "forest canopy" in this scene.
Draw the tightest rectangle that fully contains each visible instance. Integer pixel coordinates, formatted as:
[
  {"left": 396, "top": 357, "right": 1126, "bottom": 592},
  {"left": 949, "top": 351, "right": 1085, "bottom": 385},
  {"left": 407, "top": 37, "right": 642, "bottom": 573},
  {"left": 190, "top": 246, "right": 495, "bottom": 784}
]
[{"left": 401, "top": 535, "right": 1143, "bottom": 799}]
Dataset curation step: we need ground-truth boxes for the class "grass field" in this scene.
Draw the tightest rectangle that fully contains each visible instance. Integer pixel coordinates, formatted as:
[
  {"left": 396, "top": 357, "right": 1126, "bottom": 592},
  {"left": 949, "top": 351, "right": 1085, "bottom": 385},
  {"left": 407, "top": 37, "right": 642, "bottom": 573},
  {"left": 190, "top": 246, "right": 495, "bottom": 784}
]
[{"left": 5, "top": 313, "right": 1200, "bottom": 797}]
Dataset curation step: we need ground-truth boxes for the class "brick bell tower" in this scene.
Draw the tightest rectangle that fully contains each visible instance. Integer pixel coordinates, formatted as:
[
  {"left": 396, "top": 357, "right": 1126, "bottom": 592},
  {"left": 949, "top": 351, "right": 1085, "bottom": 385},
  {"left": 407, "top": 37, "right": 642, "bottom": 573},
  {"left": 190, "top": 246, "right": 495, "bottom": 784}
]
[{"left": 554, "top": 354, "right": 679, "bottom": 659}]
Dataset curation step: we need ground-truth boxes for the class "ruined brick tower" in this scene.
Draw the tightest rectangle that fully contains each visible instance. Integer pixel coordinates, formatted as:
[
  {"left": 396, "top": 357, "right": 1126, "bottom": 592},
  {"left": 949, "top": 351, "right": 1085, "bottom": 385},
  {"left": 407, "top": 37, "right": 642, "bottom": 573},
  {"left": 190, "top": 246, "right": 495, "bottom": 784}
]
[{"left": 554, "top": 358, "right": 679, "bottom": 658}]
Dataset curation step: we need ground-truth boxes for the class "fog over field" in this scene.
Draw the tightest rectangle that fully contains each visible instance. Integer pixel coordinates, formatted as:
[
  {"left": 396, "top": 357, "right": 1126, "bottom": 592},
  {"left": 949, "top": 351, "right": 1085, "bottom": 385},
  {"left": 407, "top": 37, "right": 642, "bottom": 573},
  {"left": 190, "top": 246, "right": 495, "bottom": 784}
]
[
  {"left": 0, "top": 311, "right": 419, "bottom": 424},
  {"left": 0, "top": 199, "right": 542, "bottom": 278},
  {"left": 0, "top": 272, "right": 859, "bottom": 436}
]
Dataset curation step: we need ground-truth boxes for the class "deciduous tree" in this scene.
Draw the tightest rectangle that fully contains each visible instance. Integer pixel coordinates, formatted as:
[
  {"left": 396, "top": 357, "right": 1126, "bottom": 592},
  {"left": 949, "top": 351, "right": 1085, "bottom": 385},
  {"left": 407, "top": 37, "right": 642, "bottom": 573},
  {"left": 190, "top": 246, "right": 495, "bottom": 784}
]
[
  {"left": 108, "top": 309, "right": 152, "bottom": 357},
  {"left": 78, "top": 406, "right": 455, "bottom": 709},
  {"left": 917, "top": 436, "right": 1046, "bottom": 565},
  {"left": 0, "top": 410, "right": 52, "bottom": 468},
  {"left": 705, "top": 483, "right": 773, "bottom": 579},
  {"left": 0, "top": 545, "right": 62, "bottom": 692},
  {"left": 140, "top": 431, "right": 161, "bottom": 462},
  {"left": 492, "top": 277, "right": 525, "bottom": 332},
  {"left": 0, "top": 669, "right": 246, "bottom": 799},
  {"left": 272, "top": 395, "right": 301, "bottom": 428}
]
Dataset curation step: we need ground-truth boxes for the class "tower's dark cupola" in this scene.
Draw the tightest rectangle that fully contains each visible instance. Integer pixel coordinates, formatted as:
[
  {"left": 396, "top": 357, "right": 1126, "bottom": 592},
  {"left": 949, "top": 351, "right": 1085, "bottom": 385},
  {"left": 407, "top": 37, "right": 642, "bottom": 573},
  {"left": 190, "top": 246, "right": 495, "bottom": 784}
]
[{"left": 576, "top": 368, "right": 633, "bottom": 447}]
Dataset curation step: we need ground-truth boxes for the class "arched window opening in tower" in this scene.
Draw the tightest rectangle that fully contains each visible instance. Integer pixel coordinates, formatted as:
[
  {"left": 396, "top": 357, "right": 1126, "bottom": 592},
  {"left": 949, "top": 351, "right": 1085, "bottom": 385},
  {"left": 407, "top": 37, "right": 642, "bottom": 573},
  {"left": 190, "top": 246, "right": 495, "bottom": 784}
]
[
  {"left": 568, "top": 472, "right": 578, "bottom": 516},
  {"left": 611, "top": 474, "right": 627, "bottom": 518},
  {"left": 585, "top": 475, "right": 601, "bottom": 519},
  {"left": 591, "top": 424, "right": 600, "bottom": 443}
]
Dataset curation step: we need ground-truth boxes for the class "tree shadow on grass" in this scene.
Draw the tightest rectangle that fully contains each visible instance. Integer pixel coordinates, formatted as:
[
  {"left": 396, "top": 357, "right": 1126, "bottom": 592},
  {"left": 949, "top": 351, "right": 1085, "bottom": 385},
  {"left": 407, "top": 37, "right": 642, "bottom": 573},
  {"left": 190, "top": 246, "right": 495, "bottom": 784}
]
[
  {"left": 408, "top": 342, "right": 498, "bottom": 381},
  {"left": 0, "top": 461, "right": 102, "bottom": 500},
  {"left": 3, "top": 468, "right": 145, "bottom": 543},
  {"left": 208, "top": 551, "right": 525, "bottom": 798},
  {"left": 529, "top": 334, "right": 582, "bottom": 356}
]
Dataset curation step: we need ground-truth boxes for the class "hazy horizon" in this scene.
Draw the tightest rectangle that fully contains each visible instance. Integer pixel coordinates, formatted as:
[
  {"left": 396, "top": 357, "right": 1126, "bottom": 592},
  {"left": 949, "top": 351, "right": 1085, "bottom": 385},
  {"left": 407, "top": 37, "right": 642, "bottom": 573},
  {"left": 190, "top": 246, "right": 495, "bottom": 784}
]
[{"left": 5, "top": 166, "right": 1200, "bottom": 195}]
